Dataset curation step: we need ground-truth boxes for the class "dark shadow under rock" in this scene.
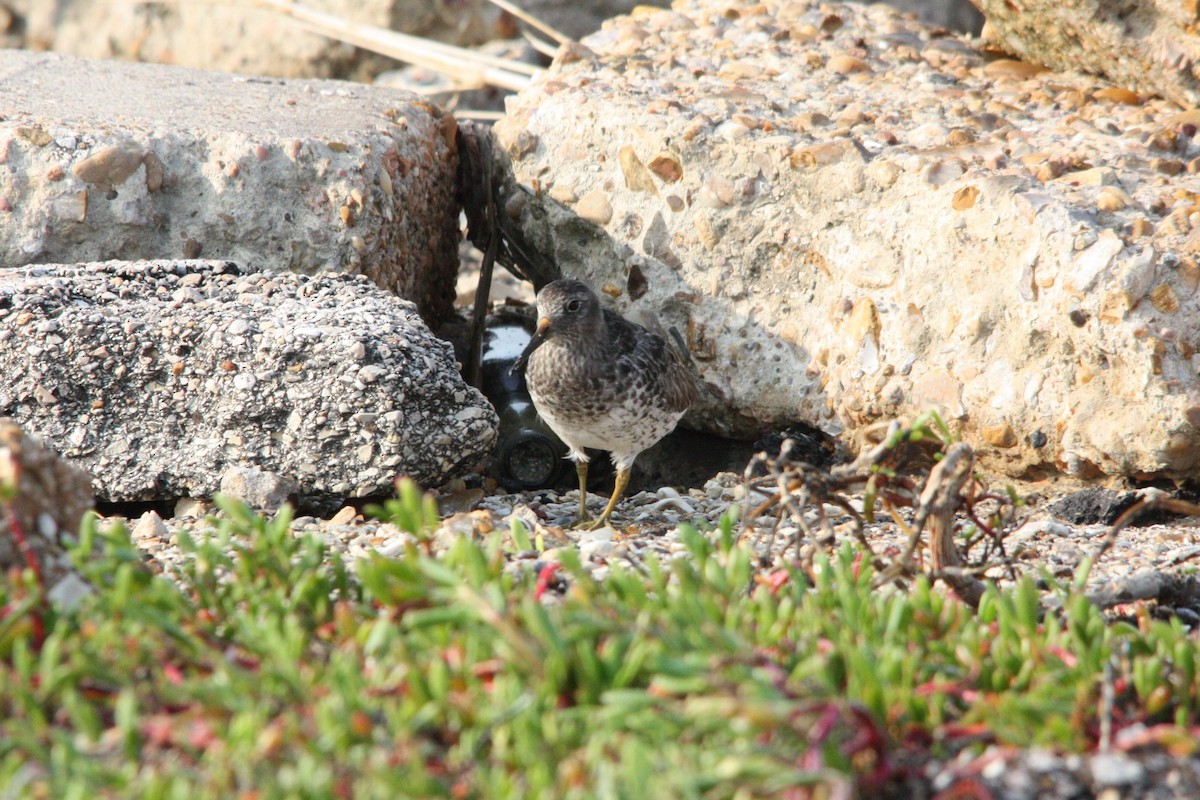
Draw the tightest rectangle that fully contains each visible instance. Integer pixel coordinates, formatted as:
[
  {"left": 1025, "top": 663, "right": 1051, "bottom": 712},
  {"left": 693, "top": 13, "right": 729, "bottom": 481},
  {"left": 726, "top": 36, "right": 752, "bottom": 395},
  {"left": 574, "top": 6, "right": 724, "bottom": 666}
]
[{"left": 1047, "top": 488, "right": 1141, "bottom": 525}]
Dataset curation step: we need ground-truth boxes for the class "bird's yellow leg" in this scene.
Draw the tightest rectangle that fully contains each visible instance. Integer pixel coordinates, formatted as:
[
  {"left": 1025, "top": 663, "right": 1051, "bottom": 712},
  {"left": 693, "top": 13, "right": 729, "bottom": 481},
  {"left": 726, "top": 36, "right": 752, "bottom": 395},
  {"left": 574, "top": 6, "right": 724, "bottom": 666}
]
[
  {"left": 583, "top": 467, "right": 630, "bottom": 531},
  {"left": 574, "top": 460, "right": 590, "bottom": 525}
]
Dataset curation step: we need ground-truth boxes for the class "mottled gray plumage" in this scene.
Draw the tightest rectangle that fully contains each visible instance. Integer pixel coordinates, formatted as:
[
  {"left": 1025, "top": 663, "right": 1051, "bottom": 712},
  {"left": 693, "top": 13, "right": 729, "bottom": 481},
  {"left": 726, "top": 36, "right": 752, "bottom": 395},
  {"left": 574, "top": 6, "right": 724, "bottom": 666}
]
[{"left": 511, "top": 279, "right": 699, "bottom": 528}]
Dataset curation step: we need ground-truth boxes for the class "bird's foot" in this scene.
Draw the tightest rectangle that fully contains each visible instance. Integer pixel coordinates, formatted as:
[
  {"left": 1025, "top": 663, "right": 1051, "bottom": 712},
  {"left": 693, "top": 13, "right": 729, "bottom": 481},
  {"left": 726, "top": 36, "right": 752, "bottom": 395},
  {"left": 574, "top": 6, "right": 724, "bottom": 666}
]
[{"left": 575, "top": 515, "right": 615, "bottom": 531}]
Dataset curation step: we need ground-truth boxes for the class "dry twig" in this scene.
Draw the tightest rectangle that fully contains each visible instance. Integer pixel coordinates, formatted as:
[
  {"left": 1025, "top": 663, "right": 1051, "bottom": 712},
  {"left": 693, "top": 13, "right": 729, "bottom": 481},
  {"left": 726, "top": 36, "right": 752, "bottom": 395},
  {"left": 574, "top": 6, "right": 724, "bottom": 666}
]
[
  {"left": 485, "top": 0, "right": 572, "bottom": 45},
  {"left": 249, "top": 0, "right": 537, "bottom": 91},
  {"left": 740, "top": 416, "right": 1020, "bottom": 608}
]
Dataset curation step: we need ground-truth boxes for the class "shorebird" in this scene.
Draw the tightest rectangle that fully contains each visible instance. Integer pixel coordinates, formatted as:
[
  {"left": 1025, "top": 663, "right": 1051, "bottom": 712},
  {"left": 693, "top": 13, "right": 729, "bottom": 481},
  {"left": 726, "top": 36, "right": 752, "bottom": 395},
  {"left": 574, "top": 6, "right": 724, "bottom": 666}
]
[{"left": 510, "top": 279, "right": 699, "bottom": 529}]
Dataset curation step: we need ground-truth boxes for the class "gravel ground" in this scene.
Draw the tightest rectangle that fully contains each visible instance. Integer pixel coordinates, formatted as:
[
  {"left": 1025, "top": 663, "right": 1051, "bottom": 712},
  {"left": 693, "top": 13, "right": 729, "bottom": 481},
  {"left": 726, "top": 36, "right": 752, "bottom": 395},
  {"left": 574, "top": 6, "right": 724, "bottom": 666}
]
[{"left": 121, "top": 469, "right": 1200, "bottom": 606}]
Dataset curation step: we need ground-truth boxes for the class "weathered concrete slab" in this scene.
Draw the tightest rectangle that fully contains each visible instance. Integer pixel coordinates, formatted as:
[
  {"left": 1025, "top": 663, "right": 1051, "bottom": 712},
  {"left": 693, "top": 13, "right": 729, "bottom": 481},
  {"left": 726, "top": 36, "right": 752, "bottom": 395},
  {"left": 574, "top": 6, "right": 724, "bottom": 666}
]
[
  {"left": 0, "top": 260, "right": 498, "bottom": 501},
  {"left": 495, "top": 0, "right": 1200, "bottom": 480},
  {"left": 0, "top": 49, "right": 460, "bottom": 324}
]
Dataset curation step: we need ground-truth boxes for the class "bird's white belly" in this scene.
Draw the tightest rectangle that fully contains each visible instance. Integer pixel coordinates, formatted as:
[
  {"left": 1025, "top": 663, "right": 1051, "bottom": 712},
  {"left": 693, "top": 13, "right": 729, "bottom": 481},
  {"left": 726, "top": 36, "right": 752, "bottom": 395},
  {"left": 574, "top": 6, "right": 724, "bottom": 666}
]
[{"left": 532, "top": 389, "right": 685, "bottom": 470}]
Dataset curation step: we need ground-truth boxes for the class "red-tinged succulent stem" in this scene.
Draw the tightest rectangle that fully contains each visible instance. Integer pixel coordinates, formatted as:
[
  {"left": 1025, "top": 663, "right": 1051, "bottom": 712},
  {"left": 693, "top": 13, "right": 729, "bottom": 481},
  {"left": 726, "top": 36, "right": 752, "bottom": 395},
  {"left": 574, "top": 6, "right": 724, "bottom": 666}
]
[{"left": 5, "top": 501, "right": 47, "bottom": 647}]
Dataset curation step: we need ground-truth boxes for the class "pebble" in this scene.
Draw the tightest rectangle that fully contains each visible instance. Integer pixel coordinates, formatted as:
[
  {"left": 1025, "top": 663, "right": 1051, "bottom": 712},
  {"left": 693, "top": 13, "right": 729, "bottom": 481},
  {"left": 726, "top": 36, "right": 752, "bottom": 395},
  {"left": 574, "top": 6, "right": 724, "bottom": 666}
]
[
  {"left": 1090, "top": 753, "right": 1146, "bottom": 787},
  {"left": 173, "top": 497, "right": 212, "bottom": 518},
  {"left": 575, "top": 188, "right": 613, "bottom": 225},
  {"left": 133, "top": 510, "right": 170, "bottom": 541}
]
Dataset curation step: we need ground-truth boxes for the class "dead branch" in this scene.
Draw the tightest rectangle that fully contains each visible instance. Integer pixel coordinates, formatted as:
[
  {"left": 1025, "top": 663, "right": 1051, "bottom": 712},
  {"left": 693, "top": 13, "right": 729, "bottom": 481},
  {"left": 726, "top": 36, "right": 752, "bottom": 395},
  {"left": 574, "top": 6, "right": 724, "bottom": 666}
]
[{"left": 872, "top": 443, "right": 986, "bottom": 606}]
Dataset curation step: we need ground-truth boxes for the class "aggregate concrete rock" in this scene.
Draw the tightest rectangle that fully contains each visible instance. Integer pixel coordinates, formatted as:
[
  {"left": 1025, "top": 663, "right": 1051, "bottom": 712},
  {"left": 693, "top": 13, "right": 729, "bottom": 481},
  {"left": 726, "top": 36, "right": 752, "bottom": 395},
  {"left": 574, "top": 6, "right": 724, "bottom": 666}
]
[
  {"left": 0, "top": 419, "right": 94, "bottom": 608},
  {"left": 4, "top": 0, "right": 507, "bottom": 81},
  {"left": 494, "top": 0, "right": 1200, "bottom": 481},
  {"left": 974, "top": 0, "right": 1200, "bottom": 108},
  {"left": 0, "top": 49, "right": 460, "bottom": 325},
  {"left": 3, "top": 0, "right": 669, "bottom": 81},
  {"left": 0, "top": 260, "right": 499, "bottom": 502}
]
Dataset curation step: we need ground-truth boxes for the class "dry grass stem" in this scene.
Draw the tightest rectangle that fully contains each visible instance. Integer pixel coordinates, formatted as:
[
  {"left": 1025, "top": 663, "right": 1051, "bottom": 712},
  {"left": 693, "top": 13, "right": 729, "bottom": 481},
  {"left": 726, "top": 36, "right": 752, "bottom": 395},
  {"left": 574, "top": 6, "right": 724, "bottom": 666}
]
[
  {"left": 485, "top": 0, "right": 572, "bottom": 44},
  {"left": 250, "top": 0, "right": 536, "bottom": 91}
]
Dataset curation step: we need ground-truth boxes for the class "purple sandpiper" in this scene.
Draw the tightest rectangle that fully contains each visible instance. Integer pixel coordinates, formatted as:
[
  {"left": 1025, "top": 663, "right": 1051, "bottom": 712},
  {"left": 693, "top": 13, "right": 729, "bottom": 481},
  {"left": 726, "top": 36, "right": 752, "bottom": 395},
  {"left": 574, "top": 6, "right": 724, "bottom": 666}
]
[{"left": 510, "top": 279, "right": 699, "bottom": 529}]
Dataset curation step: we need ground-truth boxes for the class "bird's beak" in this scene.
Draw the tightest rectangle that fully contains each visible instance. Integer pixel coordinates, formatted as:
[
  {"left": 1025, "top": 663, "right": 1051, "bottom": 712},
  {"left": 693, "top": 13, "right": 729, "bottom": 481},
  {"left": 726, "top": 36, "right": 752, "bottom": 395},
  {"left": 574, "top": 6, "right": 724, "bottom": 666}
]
[{"left": 509, "top": 317, "right": 551, "bottom": 376}]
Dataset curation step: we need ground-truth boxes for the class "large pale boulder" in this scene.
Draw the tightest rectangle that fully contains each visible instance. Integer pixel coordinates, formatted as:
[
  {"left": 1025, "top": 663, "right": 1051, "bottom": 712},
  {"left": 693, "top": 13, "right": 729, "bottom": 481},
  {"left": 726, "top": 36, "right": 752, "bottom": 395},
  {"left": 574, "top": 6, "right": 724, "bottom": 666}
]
[
  {"left": 0, "top": 261, "right": 498, "bottom": 501},
  {"left": 0, "top": 49, "right": 460, "bottom": 325},
  {"left": 494, "top": 0, "right": 1200, "bottom": 480}
]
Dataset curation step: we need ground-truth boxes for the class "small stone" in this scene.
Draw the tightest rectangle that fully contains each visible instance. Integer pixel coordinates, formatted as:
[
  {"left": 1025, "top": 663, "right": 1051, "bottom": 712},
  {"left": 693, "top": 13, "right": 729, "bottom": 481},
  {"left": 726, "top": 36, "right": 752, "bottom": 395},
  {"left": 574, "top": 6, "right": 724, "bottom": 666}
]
[
  {"left": 72, "top": 143, "right": 146, "bottom": 189},
  {"left": 548, "top": 185, "right": 577, "bottom": 204},
  {"left": 576, "top": 189, "right": 613, "bottom": 225},
  {"left": 133, "top": 510, "right": 170, "bottom": 542},
  {"left": 789, "top": 141, "right": 853, "bottom": 169},
  {"left": 16, "top": 126, "right": 52, "bottom": 146},
  {"left": 53, "top": 192, "right": 87, "bottom": 223},
  {"left": 173, "top": 497, "right": 212, "bottom": 518},
  {"left": 329, "top": 505, "right": 360, "bottom": 525},
  {"left": 946, "top": 128, "right": 975, "bottom": 146},
  {"left": 358, "top": 365, "right": 385, "bottom": 383},
  {"left": 1063, "top": 167, "right": 1117, "bottom": 186},
  {"left": 1090, "top": 753, "right": 1144, "bottom": 787},
  {"left": 982, "top": 422, "right": 1018, "bottom": 448},
  {"left": 983, "top": 59, "right": 1046, "bottom": 79},
  {"left": 580, "top": 538, "right": 616, "bottom": 560},
  {"left": 827, "top": 55, "right": 869, "bottom": 75},
  {"left": 1092, "top": 87, "right": 1141, "bottom": 105},
  {"left": 1149, "top": 284, "right": 1179, "bottom": 313},
  {"left": 219, "top": 466, "right": 298, "bottom": 511},
  {"left": 694, "top": 216, "right": 721, "bottom": 248},
  {"left": 1153, "top": 158, "right": 1185, "bottom": 176},
  {"left": 791, "top": 112, "right": 831, "bottom": 132},
  {"left": 375, "top": 535, "right": 416, "bottom": 559},
  {"left": 618, "top": 146, "right": 659, "bottom": 194},
  {"left": 1117, "top": 249, "right": 1157, "bottom": 305},
  {"left": 714, "top": 119, "right": 751, "bottom": 140},
  {"left": 1065, "top": 230, "right": 1124, "bottom": 295},
  {"left": 647, "top": 153, "right": 683, "bottom": 183},
  {"left": 912, "top": 369, "right": 964, "bottom": 418},
  {"left": 1096, "top": 186, "right": 1130, "bottom": 212},
  {"left": 952, "top": 185, "right": 979, "bottom": 211},
  {"left": 143, "top": 152, "right": 165, "bottom": 192}
]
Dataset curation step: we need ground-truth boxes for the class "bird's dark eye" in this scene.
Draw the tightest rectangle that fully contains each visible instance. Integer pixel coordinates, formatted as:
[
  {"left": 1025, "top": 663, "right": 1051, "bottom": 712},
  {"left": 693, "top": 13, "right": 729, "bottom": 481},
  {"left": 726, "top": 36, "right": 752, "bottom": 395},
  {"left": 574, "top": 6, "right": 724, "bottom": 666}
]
[{"left": 565, "top": 299, "right": 582, "bottom": 313}]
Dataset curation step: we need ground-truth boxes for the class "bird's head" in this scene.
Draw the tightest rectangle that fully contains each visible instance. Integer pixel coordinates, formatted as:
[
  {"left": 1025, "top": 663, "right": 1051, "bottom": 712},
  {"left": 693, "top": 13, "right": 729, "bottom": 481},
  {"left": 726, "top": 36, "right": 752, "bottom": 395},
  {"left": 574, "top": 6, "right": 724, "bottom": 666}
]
[{"left": 509, "top": 279, "right": 603, "bottom": 376}]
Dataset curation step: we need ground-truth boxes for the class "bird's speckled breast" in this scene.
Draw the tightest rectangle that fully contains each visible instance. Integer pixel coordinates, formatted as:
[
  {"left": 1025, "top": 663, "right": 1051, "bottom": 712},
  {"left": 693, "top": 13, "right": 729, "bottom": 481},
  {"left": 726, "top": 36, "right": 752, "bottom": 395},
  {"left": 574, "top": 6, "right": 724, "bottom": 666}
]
[{"left": 525, "top": 338, "right": 687, "bottom": 466}]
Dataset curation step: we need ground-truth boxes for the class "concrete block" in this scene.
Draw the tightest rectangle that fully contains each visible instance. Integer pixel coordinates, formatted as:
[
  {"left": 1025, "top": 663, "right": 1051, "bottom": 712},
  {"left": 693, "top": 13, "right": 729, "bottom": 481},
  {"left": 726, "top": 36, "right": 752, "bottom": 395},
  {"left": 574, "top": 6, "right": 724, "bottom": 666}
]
[{"left": 0, "top": 49, "right": 460, "bottom": 324}]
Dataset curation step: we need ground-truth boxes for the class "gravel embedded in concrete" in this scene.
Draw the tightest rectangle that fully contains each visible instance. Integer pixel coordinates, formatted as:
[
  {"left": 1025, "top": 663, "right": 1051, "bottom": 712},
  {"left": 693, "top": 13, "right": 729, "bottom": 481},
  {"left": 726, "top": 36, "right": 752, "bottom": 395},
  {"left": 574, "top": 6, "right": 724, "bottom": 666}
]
[
  {"left": 494, "top": 0, "right": 1200, "bottom": 483},
  {"left": 0, "top": 260, "right": 498, "bottom": 501}
]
